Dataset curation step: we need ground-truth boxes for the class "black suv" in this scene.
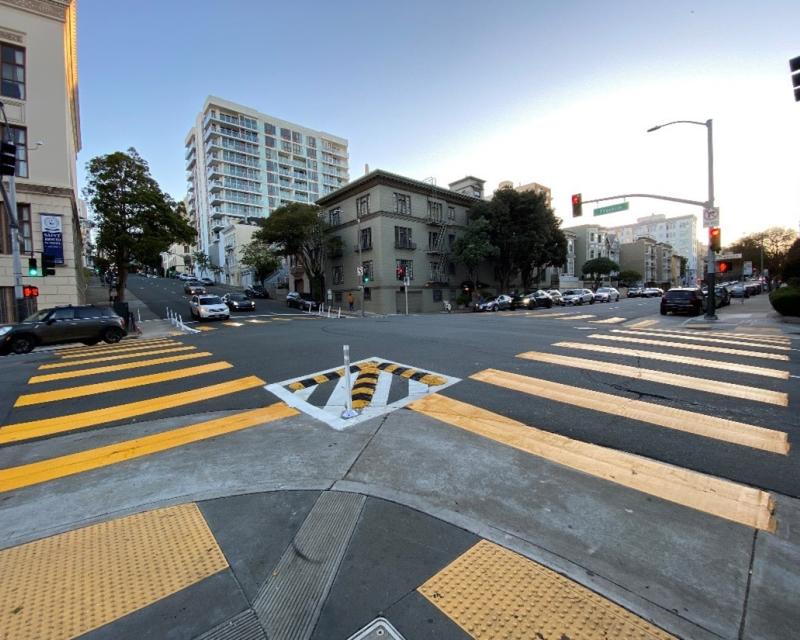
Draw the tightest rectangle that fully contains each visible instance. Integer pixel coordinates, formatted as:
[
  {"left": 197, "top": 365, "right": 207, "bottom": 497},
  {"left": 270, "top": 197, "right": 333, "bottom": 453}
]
[
  {"left": 0, "top": 305, "right": 127, "bottom": 355},
  {"left": 660, "top": 288, "right": 705, "bottom": 316}
]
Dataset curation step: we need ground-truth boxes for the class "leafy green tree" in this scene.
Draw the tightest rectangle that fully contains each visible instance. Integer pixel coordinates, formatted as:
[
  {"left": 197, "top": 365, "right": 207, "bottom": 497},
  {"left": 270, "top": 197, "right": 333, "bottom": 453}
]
[
  {"left": 581, "top": 257, "right": 620, "bottom": 287},
  {"left": 192, "top": 251, "right": 211, "bottom": 278},
  {"left": 726, "top": 227, "right": 797, "bottom": 277},
  {"left": 83, "top": 148, "right": 195, "bottom": 302},
  {"left": 618, "top": 269, "right": 642, "bottom": 286},
  {"left": 240, "top": 240, "right": 282, "bottom": 288},
  {"left": 254, "top": 202, "right": 333, "bottom": 299},
  {"left": 452, "top": 217, "right": 496, "bottom": 288},
  {"left": 782, "top": 238, "right": 800, "bottom": 281}
]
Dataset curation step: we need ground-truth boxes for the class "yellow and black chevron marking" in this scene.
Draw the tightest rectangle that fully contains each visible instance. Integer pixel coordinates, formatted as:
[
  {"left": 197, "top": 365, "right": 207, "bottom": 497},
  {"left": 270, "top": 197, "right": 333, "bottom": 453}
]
[
  {"left": 287, "top": 364, "right": 362, "bottom": 391},
  {"left": 375, "top": 362, "right": 446, "bottom": 386},
  {"left": 351, "top": 363, "right": 381, "bottom": 409}
]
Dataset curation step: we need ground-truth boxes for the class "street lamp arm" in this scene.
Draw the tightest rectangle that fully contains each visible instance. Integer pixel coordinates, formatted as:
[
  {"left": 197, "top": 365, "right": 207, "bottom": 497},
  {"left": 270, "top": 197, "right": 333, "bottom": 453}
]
[{"left": 647, "top": 119, "right": 708, "bottom": 132}]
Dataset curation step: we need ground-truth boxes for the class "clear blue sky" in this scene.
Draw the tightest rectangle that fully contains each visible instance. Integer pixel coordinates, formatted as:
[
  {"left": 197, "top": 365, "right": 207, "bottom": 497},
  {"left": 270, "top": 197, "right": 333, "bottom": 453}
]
[{"left": 78, "top": 0, "right": 800, "bottom": 241}]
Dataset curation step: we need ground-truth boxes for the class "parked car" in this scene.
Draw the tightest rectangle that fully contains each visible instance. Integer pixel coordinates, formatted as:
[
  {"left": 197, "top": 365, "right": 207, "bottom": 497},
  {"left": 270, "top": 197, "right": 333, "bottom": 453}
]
[
  {"left": 0, "top": 305, "right": 127, "bottom": 355},
  {"left": 702, "top": 285, "right": 731, "bottom": 307},
  {"left": 199, "top": 277, "right": 215, "bottom": 286},
  {"left": 594, "top": 287, "right": 620, "bottom": 303},
  {"left": 744, "top": 281, "right": 762, "bottom": 296},
  {"left": 223, "top": 292, "right": 255, "bottom": 311},
  {"left": 178, "top": 273, "right": 194, "bottom": 281},
  {"left": 546, "top": 290, "right": 565, "bottom": 305},
  {"left": 521, "top": 290, "right": 553, "bottom": 309},
  {"left": 189, "top": 295, "right": 230, "bottom": 321},
  {"left": 562, "top": 288, "right": 595, "bottom": 305},
  {"left": 245, "top": 284, "right": 270, "bottom": 299},
  {"left": 729, "top": 283, "right": 750, "bottom": 298},
  {"left": 184, "top": 281, "right": 206, "bottom": 295},
  {"left": 473, "top": 295, "right": 513, "bottom": 312},
  {"left": 286, "top": 291, "right": 320, "bottom": 311},
  {"left": 660, "top": 288, "right": 705, "bottom": 316},
  {"left": 627, "top": 287, "right": 644, "bottom": 298}
]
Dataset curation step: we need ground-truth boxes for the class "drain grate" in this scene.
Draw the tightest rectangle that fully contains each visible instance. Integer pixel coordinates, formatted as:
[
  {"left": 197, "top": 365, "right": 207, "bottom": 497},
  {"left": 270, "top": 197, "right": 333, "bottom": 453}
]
[{"left": 347, "top": 617, "right": 406, "bottom": 640}]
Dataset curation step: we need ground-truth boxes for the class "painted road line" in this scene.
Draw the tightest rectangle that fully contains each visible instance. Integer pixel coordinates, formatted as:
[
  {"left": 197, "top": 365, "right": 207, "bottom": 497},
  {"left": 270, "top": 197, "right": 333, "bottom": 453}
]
[
  {"left": 552, "top": 342, "right": 790, "bottom": 380},
  {"left": 0, "top": 376, "right": 266, "bottom": 445},
  {"left": 194, "top": 325, "right": 216, "bottom": 331},
  {"left": 418, "top": 540, "right": 676, "bottom": 640},
  {"left": 375, "top": 361, "right": 447, "bottom": 385},
  {"left": 288, "top": 364, "right": 362, "bottom": 391},
  {"left": 610, "top": 329, "right": 791, "bottom": 351},
  {"left": 626, "top": 327, "right": 790, "bottom": 345},
  {"left": 593, "top": 334, "right": 789, "bottom": 361},
  {"left": 14, "top": 361, "right": 233, "bottom": 407},
  {"left": 28, "top": 352, "right": 214, "bottom": 384},
  {"left": 410, "top": 393, "right": 775, "bottom": 531},
  {"left": 59, "top": 340, "right": 182, "bottom": 359},
  {"left": 588, "top": 317, "right": 626, "bottom": 324},
  {"left": 39, "top": 346, "right": 197, "bottom": 369},
  {"left": 54, "top": 338, "right": 175, "bottom": 355},
  {"left": 247, "top": 319, "right": 269, "bottom": 323},
  {"left": 222, "top": 321, "right": 244, "bottom": 327},
  {"left": 476, "top": 367, "right": 789, "bottom": 452},
  {"left": 555, "top": 314, "right": 595, "bottom": 320},
  {"left": 0, "top": 403, "right": 298, "bottom": 494},
  {"left": 517, "top": 351, "right": 787, "bottom": 406},
  {"left": 351, "top": 363, "right": 380, "bottom": 410},
  {"left": 627, "top": 319, "right": 659, "bottom": 329},
  {"left": 523, "top": 311, "right": 572, "bottom": 318}
]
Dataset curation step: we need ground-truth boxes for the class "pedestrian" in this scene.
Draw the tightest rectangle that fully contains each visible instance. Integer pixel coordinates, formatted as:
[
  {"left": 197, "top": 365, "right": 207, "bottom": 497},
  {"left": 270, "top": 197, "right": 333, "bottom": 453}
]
[{"left": 347, "top": 291, "right": 354, "bottom": 311}]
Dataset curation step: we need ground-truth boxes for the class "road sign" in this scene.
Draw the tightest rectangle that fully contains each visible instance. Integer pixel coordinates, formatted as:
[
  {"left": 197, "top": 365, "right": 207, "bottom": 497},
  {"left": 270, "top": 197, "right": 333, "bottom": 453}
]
[
  {"left": 356, "top": 266, "right": 364, "bottom": 276},
  {"left": 743, "top": 261, "right": 753, "bottom": 276},
  {"left": 593, "top": 202, "right": 629, "bottom": 216},
  {"left": 703, "top": 207, "right": 719, "bottom": 228},
  {"left": 716, "top": 252, "right": 742, "bottom": 260}
]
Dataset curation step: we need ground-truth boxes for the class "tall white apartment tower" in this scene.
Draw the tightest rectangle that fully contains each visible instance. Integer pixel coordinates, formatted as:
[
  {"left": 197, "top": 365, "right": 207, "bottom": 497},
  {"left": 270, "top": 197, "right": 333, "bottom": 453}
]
[{"left": 185, "top": 96, "right": 349, "bottom": 267}]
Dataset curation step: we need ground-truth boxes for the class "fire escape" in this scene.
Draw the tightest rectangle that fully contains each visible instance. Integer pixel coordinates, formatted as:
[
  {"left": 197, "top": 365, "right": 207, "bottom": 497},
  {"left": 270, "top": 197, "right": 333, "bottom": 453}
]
[{"left": 425, "top": 200, "right": 451, "bottom": 285}]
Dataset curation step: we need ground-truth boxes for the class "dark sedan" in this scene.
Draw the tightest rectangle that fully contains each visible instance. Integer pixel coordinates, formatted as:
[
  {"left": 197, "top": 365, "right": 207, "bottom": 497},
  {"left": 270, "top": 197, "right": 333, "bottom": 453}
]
[
  {"left": 223, "top": 293, "right": 255, "bottom": 311},
  {"left": 286, "top": 291, "right": 320, "bottom": 311},
  {"left": 245, "top": 284, "right": 270, "bottom": 299},
  {"left": 521, "top": 290, "right": 553, "bottom": 309},
  {"left": 184, "top": 281, "right": 206, "bottom": 295},
  {"left": 660, "top": 288, "right": 705, "bottom": 316}
]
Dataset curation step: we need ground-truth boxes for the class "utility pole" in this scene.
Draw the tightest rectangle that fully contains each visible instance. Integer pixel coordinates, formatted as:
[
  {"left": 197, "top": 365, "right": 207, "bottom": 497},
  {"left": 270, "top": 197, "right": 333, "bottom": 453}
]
[
  {"left": 356, "top": 214, "right": 364, "bottom": 317},
  {"left": 704, "top": 119, "right": 717, "bottom": 321},
  {"left": 0, "top": 101, "right": 26, "bottom": 322}
]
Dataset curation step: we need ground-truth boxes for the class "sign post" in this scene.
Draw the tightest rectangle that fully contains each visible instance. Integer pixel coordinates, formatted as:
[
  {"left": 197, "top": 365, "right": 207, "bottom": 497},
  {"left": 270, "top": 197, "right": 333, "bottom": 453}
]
[
  {"left": 702, "top": 207, "right": 720, "bottom": 228},
  {"left": 404, "top": 277, "right": 409, "bottom": 316}
]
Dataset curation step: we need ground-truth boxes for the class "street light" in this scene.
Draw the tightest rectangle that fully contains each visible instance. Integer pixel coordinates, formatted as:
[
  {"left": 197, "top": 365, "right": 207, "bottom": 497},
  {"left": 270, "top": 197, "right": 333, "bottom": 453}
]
[{"left": 647, "top": 118, "right": 717, "bottom": 320}]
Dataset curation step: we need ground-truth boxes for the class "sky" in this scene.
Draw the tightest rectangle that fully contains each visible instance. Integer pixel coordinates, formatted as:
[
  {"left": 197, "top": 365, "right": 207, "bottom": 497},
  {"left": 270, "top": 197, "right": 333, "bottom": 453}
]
[{"left": 76, "top": 0, "right": 800, "bottom": 244}]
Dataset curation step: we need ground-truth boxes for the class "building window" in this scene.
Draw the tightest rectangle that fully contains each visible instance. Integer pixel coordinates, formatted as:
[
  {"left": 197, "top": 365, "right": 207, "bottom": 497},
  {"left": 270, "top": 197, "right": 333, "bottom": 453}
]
[
  {"left": 333, "top": 265, "right": 343, "bottom": 284},
  {"left": 427, "top": 201, "right": 442, "bottom": 221},
  {"left": 1, "top": 44, "right": 25, "bottom": 100},
  {"left": 428, "top": 231, "right": 440, "bottom": 250},
  {"left": 328, "top": 207, "right": 341, "bottom": 226},
  {"left": 0, "top": 202, "right": 31, "bottom": 254},
  {"left": 362, "top": 260, "right": 373, "bottom": 281},
  {"left": 280, "top": 128, "right": 291, "bottom": 140},
  {"left": 433, "top": 289, "right": 443, "bottom": 302},
  {"left": 394, "top": 193, "right": 411, "bottom": 214},
  {"left": 307, "top": 136, "right": 316, "bottom": 148},
  {"left": 396, "top": 259, "right": 413, "bottom": 280},
  {"left": 448, "top": 261, "right": 456, "bottom": 275},
  {"left": 334, "top": 291, "right": 342, "bottom": 303},
  {"left": 394, "top": 226, "right": 413, "bottom": 249},
  {"left": 590, "top": 233, "right": 595, "bottom": 242},
  {"left": 448, "top": 206, "right": 455, "bottom": 221},
  {"left": 307, "top": 148, "right": 316, "bottom": 158},
  {"left": 264, "top": 123, "right": 276, "bottom": 135},
  {"left": 7, "top": 126, "right": 27, "bottom": 177},
  {"left": 358, "top": 227, "right": 372, "bottom": 250},
  {"left": 590, "top": 250, "right": 594, "bottom": 259},
  {"left": 264, "top": 136, "right": 275, "bottom": 148},
  {"left": 356, "top": 194, "right": 370, "bottom": 217},
  {"left": 292, "top": 131, "right": 302, "bottom": 144},
  {"left": 363, "top": 287, "right": 371, "bottom": 301}
]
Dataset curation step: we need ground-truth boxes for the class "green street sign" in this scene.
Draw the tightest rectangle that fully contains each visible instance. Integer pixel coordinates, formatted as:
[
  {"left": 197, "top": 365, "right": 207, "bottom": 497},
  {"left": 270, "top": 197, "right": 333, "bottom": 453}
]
[{"left": 593, "top": 202, "right": 629, "bottom": 216}]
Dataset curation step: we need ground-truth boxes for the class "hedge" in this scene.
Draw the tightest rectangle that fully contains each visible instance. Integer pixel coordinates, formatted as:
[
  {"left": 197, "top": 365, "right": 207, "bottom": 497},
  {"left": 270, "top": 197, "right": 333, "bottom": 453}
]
[{"left": 769, "top": 287, "right": 800, "bottom": 317}]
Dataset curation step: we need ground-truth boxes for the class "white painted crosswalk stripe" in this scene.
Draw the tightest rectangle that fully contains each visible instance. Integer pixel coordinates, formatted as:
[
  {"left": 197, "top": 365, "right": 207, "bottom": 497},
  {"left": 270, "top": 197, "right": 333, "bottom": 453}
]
[
  {"left": 610, "top": 329, "right": 790, "bottom": 351},
  {"left": 590, "top": 334, "right": 789, "bottom": 361}
]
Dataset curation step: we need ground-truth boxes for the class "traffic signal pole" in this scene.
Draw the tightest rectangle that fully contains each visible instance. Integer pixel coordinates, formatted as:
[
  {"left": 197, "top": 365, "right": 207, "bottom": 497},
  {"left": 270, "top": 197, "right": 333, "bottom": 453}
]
[
  {"left": 0, "top": 101, "right": 26, "bottom": 322},
  {"left": 704, "top": 119, "right": 717, "bottom": 321}
]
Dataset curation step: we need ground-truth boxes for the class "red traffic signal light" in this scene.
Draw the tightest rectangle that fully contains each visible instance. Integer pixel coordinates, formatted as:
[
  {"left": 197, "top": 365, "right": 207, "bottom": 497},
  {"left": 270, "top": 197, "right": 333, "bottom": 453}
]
[
  {"left": 709, "top": 227, "right": 721, "bottom": 252},
  {"left": 23, "top": 285, "right": 39, "bottom": 298},
  {"left": 717, "top": 260, "right": 732, "bottom": 274},
  {"left": 571, "top": 193, "right": 582, "bottom": 218},
  {"left": 396, "top": 265, "right": 406, "bottom": 280}
]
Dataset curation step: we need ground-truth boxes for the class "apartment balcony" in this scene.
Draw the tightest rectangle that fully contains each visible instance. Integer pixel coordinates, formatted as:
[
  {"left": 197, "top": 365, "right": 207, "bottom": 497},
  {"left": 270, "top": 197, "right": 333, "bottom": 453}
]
[
  {"left": 426, "top": 245, "right": 446, "bottom": 254},
  {"left": 394, "top": 241, "right": 416, "bottom": 250},
  {"left": 209, "top": 180, "right": 223, "bottom": 192},
  {"left": 353, "top": 242, "right": 373, "bottom": 252},
  {"left": 425, "top": 214, "right": 445, "bottom": 225}
]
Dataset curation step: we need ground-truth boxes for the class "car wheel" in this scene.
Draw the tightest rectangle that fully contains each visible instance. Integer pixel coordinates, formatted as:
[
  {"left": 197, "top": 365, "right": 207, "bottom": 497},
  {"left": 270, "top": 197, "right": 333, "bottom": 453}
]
[
  {"left": 10, "top": 334, "right": 35, "bottom": 354},
  {"left": 82, "top": 339, "right": 100, "bottom": 346},
  {"left": 590, "top": 298, "right": 595, "bottom": 304},
  {"left": 660, "top": 308, "right": 667, "bottom": 316},
  {"left": 102, "top": 328, "right": 124, "bottom": 344}
]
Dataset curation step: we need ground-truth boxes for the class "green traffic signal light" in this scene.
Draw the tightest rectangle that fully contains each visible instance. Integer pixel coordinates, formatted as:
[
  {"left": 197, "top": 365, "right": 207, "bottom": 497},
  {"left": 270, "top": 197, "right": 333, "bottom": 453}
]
[{"left": 28, "top": 257, "right": 39, "bottom": 276}]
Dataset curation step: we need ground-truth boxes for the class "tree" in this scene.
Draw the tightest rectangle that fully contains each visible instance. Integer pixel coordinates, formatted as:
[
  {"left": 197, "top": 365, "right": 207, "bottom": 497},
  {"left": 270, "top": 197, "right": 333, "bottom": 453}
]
[
  {"left": 581, "top": 257, "right": 620, "bottom": 287},
  {"left": 726, "top": 227, "right": 797, "bottom": 277},
  {"left": 618, "top": 269, "right": 642, "bottom": 286},
  {"left": 83, "top": 148, "right": 195, "bottom": 302},
  {"left": 452, "top": 217, "right": 496, "bottom": 289},
  {"left": 192, "top": 251, "right": 210, "bottom": 278},
  {"left": 254, "top": 202, "right": 333, "bottom": 299},
  {"left": 783, "top": 238, "right": 800, "bottom": 281},
  {"left": 240, "top": 239, "right": 282, "bottom": 288}
]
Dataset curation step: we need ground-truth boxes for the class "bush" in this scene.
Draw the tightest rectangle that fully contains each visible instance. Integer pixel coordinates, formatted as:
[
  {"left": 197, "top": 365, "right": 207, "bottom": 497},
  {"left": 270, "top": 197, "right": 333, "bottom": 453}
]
[
  {"left": 769, "top": 287, "right": 800, "bottom": 317},
  {"left": 456, "top": 292, "right": 471, "bottom": 307}
]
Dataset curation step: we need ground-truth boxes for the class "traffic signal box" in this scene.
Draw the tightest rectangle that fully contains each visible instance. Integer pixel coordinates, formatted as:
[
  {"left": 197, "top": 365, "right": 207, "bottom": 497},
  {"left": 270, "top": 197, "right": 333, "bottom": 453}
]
[
  {"left": 23, "top": 285, "right": 39, "bottom": 298},
  {"left": 717, "top": 261, "right": 732, "bottom": 274},
  {"left": 0, "top": 141, "right": 16, "bottom": 176},
  {"left": 571, "top": 193, "right": 582, "bottom": 217},
  {"left": 709, "top": 227, "right": 721, "bottom": 252},
  {"left": 43, "top": 254, "right": 56, "bottom": 276},
  {"left": 28, "top": 257, "right": 39, "bottom": 276},
  {"left": 396, "top": 265, "right": 406, "bottom": 281}
]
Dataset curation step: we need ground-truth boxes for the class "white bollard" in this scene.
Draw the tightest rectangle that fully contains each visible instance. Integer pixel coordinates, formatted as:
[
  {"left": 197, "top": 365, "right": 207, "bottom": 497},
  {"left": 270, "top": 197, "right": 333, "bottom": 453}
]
[
  {"left": 137, "top": 308, "right": 141, "bottom": 323},
  {"left": 337, "top": 307, "right": 341, "bottom": 319},
  {"left": 340, "top": 345, "right": 359, "bottom": 419},
  {"left": 328, "top": 305, "right": 331, "bottom": 319},
  {"left": 178, "top": 314, "right": 183, "bottom": 330}
]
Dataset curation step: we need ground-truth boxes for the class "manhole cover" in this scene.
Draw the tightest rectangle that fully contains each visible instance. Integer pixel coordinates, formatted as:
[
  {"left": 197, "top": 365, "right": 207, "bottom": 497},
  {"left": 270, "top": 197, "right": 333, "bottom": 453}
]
[{"left": 347, "top": 617, "right": 406, "bottom": 640}]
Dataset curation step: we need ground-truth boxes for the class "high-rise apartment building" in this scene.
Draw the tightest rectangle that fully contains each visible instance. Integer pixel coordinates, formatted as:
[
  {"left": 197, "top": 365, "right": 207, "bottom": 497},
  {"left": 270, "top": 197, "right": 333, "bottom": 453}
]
[{"left": 185, "top": 96, "right": 348, "bottom": 271}]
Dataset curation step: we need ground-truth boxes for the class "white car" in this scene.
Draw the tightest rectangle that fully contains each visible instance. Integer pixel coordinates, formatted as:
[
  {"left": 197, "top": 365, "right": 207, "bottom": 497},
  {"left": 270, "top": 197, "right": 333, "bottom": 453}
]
[
  {"left": 562, "top": 288, "right": 595, "bottom": 305},
  {"left": 179, "top": 273, "right": 194, "bottom": 281},
  {"left": 594, "top": 287, "right": 620, "bottom": 302},
  {"left": 189, "top": 295, "right": 230, "bottom": 321}
]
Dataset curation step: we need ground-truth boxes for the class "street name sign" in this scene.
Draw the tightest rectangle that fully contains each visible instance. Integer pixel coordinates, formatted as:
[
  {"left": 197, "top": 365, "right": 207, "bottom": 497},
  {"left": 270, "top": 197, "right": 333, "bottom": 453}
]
[
  {"left": 703, "top": 207, "right": 720, "bottom": 228},
  {"left": 593, "top": 202, "right": 629, "bottom": 216},
  {"left": 716, "top": 253, "right": 742, "bottom": 260}
]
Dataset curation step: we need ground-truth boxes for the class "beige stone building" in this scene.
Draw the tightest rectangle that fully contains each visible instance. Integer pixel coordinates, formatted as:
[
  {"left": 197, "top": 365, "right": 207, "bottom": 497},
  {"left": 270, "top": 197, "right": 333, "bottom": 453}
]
[
  {"left": 221, "top": 221, "right": 258, "bottom": 287},
  {"left": 0, "top": 0, "right": 83, "bottom": 322},
  {"left": 619, "top": 237, "right": 675, "bottom": 286}
]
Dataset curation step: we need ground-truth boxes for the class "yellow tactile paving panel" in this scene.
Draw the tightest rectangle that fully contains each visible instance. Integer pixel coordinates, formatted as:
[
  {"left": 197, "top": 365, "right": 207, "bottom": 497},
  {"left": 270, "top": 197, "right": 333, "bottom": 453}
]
[
  {"left": 418, "top": 540, "right": 675, "bottom": 640},
  {"left": 0, "top": 504, "right": 227, "bottom": 640}
]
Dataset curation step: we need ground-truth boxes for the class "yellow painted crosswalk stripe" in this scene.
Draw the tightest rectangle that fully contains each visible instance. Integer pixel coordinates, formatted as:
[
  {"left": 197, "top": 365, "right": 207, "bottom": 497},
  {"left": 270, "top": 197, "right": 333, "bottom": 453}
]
[
  {"left": 59, "top": 340, "right": 182, "bottom": 359},
  {"left": 627, "top": 319, "right": 658, "bottom": 329},
  {"left": 0, "top": 376, "right": 265, "bottom": 444},
  {"left": 627, "top": 327, "right": 790, "bottom": 345},
  {"left": 517, "top": 351, "right": 787, "bottom": 406},
  {"left": 0, "top": 403, "right": 298, "bottom": 493},
  {"left": 476, "top": 368, "right": 789, "bottom": 453},
  {"left": 14, "top": 361, "right": 233, "bottom": 407},
  {"left": 523, "top": 312, "right": 571, "bottom": 318},
  {"left": 410, "top": 393, "right": 775, "bottom": 530},
  {"left": 555, "top": 314, "right": 595, "bottom": 320},
  {"left": 28, "top": 352, "right": 214, "bottom": 384},
  {"left": 553, "top": 341, "right": 789, "bottom": 380},
  {"left": 611, "top": 329, "right": 791, "bottom": 351},
  {"left": 39, "top": 346, "right": 197, "bottom": 369},
  {"left": 592, "top": 334, "right": 789, "bottom": 361},
  {"left": 247, "top": 319, "right": 268, "bottom": 323},
  {"left": 222, "top": 321, "right": 243, "bottom": 327},
  {"left": 588, "top": 317, "right": 626, "bottom": 324},
  {"left": 194, "top": 325, "right": 216, "bottom": 331},
  {"left": 54, "top": 338, "right": 175, "bottom": 355}
]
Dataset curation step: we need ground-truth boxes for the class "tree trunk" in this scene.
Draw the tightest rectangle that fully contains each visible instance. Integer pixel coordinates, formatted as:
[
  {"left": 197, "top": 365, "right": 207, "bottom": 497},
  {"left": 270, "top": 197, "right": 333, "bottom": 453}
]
[{"left": 116, "top": 261, "right": 127, "bottom": 303}]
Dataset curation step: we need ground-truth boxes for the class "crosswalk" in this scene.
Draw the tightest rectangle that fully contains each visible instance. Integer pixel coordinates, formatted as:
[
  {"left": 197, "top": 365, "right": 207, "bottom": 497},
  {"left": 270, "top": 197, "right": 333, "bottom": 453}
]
[
  {"left": 475, "top": 309, "right": 631, "bottom": 324},
  {"left": 0, "top": 337, "right": 286, "bottom": 492},
  {"left": 188, "top": 314, "right": 321, "bottom": 332},
  {"left": 410, "top": 326, "right": 794, "bottom": 532}
]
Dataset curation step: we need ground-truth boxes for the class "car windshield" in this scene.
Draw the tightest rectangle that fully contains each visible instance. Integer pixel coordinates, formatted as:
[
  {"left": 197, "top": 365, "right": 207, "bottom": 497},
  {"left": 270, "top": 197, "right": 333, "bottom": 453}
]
[
  {"left": 597, "top": 288, "right": 611, "bottom": 293},
  {"left": 299, "top": 293, "right": 314, "bottom": 301},
  {"left": 563, "top": 290, "right": 577, "bottom": 295},
  {"left": 228, "top": 294, "right": 247, "bottom": 301},
  {"left": 199, "top": 296, "right": 223, "bottom": 305},
  {"left": 24, "top": 309, "right": 51, "bottom": 322}
]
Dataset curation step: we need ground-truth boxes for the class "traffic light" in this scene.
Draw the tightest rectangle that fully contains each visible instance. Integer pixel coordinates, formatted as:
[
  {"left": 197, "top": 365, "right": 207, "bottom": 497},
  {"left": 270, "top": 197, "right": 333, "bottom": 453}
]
[
  {"left": 396, "top": 265, "right": 406, "bottom": 281},
  {"left": 571, "top": 193, "right": 582, "bottom": 217},
  {"left": 22, "top": 285, "right": 39, "bottom": 298},
  {"left": 42, "top": 253, "right": 56, "bottom": 276},
  {"left": 717, "top": 260, "right": 732, "bottom": 274},
  {"left": 709, "top": 227, "right": 721, "bottom": 252},
  {"left": 790, "top": 55, "right": 800, "bottom": 102},
  {"left": 0, "top": 141, "right": 16, "bottom": 176},
  {"left": 28, "top": 257, "right": 39, "bottom": 276},
  {"left": 363, "top": 272, "right": 370, "bottom": 284}
]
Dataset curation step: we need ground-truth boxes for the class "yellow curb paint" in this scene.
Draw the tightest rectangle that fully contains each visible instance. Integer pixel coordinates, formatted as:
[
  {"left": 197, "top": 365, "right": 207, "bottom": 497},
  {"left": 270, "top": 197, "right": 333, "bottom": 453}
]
[
  {"left": 610, "top": 329, "right": 791, "bottom": 351},
  {"left": 0, "top": 376, "right": 265, "bottom": 444},
  {"left": 14, "top": 362, "right": 233, "bottom": 407},
  {"left": 28, "top": 352, "right": 214, "bottom": 384},
  {"left": 54, "top": 338, "right": 174, "bottom": 355},
  {"left": 39, "top": 346, "right": 197, "bottom": 369},
  {"left": 517, "top": 351, "right": 787, "bottom": 406},
  {"left": 592, "top": 334, "right": 789, "bottom": 361},
  {"left": 481, "top": 367, "right": 789, "bottom": 454},
  {"left": 411, "top": 393, "right": 776, "bottom": 531},
  {"left": 0, "top": 403, "right": 298, "bottom": 493},
  {"left": 552, "top": 341, "right": 789, "bottom": 380}
]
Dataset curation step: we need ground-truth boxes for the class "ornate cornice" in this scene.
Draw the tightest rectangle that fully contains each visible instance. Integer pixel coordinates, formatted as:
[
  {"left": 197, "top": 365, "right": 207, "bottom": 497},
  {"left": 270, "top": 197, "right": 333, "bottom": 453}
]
[
  {"left": 0, "top": 28, "right": 23, "bottom": 43},
  {"left": 0, "top": 0, "right": 69, "bottom": 21},
  {"left": 15, "top": 182, "right": 75, "bottom": 198}
]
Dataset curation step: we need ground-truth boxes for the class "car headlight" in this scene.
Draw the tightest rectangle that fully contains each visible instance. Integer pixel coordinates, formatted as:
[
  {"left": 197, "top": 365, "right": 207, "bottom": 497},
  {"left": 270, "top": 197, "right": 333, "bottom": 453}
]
[{"left": 0, "top": 326, "right": 11, "bottom": 336}]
